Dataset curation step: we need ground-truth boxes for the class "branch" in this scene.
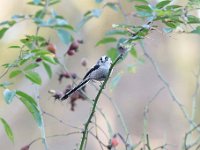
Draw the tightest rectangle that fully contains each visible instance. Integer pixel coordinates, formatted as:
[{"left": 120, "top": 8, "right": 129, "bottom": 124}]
[
  {"left": 140, "top": 41, "right": 200, "bottom": 133},
  {"left": 79, "top": 54, "right": 123, "bottom": 150},
  {"left": 184, "top": 124, "right": 200, "bottom": 150}
]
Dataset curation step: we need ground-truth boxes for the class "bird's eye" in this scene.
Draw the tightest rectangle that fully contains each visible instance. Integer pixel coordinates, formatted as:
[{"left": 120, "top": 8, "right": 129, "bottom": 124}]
[{"left": 105, "top": 56, "right": 108, "bottom": 61}]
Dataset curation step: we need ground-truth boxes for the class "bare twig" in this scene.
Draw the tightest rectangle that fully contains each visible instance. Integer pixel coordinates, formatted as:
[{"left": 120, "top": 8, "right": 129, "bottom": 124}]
[
  {"left": 143, "top": 87, "right": 165, "bottom": 145},
  {"left": 140, "top": 41, "right": 200, "bottom": 133},
  {"left": 184, "top": 124, "right": 200, "bottom": 150},
  {"left": 145, "top": 134, "right": 151, "bottom": 150}
]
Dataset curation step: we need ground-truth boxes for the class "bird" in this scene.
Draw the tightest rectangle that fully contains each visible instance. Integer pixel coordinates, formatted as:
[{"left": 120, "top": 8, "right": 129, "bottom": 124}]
[{"left": 60, "top": 56, "right": 112, "bottom": 100}]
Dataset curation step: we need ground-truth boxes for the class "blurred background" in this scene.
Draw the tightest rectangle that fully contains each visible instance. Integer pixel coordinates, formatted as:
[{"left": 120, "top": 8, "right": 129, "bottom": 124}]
[{"left": 0, "top": 0, "right": 200, "bottom": 149}]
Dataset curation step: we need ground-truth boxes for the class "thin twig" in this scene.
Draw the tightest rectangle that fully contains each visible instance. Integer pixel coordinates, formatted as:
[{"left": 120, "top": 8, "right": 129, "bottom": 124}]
[
  {"left": 140, "top": 41, "right": 200, "bottom": 133},
  {"left": 146, "top": 134, "right": 151, "bottom": 150},
  {"left": 143, "top": 87, "right": 165, "bottom": 144},
  {"left": 184, "top": 124, "right": 200, "bottom": 150}
]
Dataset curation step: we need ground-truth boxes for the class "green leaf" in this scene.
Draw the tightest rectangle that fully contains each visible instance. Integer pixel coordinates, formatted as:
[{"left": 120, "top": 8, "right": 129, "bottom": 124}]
[
  {"left": 41, "top": 55, "right": 56, "bottom": 64},
  {"left": 19, "top": 97, "right": 42, "bottom": 126},
  {"left": 57, "top": 29, "right": 72, "bottom": 45},
  {"left": 9, "top": 45, "right": 20, "bottom": 49},
  {"left": 77, "top": 15, "right": 93, "bottom": 30},
  {"left": 165, "top": 22, "right": 177, "bottom": 28},
  {"left": 49, "top": 0, "right": 61, "bottom": 6},
  {"left": 107, "top": 48, "right": 119, "bottom": 61},
  {"left": 96, "top": 37, "right": 117, "bottom": 46},
  {"left": 166, "top": 5, "right": 182, "bottom": 10},
  {"left": 9, "top": 70, "right": 22, "bottom": 78},
  {"left": 0, "top": 118, "right": 14, "bottom": 142},
  {"left": 16, "top": 91, "right": 37, "bottom": 107},
  {"left": 3, "top": 89, "right": 16, "bottom": 104},
  {"left": 42, "top": 62, "right": 52, "bottom": 78},
  {"left": 24, "top": 63, "right": 39, "bottom": 71},
  {"left": 135, "top": 5, "right": 152, "bottom": 12},
  {"left": 105, "top": 2, "right": 119, "bottom": 12},
  {"left": 25, "top": 71, "right": 42, "bottom": 85},
  {"left": 135, "top": 5, "right": 153, "bottom": 17},
  {"left": 0, "top": 27, "right": 8, "bottom": 39},
  {"left": 156, "top": 0, "right": 171, "bottom": 9},
  {"left": 105, "top": 30, "right": 127, "bottom": 36},
  {"left": 133, "top": 0, "right": 148, "bottom": 3},
  {"left": 130, "top": 47, "right": 137, "bottom": 58}
]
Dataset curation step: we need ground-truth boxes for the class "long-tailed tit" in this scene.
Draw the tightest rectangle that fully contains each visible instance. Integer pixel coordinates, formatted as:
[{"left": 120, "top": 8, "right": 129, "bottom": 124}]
[{"left": 60, "top": 56, "right": 112, "bottom": 100}]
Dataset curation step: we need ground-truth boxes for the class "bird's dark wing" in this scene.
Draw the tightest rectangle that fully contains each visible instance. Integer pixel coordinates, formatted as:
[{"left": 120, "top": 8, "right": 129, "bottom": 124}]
[{"left": 83, "top": 64, "right": 100, "bottom": 80}]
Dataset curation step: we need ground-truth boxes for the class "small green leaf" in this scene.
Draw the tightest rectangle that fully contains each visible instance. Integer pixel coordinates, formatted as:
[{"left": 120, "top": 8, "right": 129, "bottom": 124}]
[
  {"left": 57, "top": 29, "right": 72, "bottom": 45},
  {"left": 43, "top": 62, "right": 52, "bottom": 78},
  {"left": 135, "top": 5, "right": 152, "bottom": 12},
  {"left": 107, "top": 48, "right": 119, "bottom": 61},
  {"left": 41, "top": 55, "right": 56, "bottom": 64},
  {"left": 105, "top": 30, "right": 127, "bottom": 36},
  {"left": 3, "top": 89, "right": 16, "bottom": 104},
  {"left": 156, "top": 0, "right": 171, "bottom": 9},
  {"left": 9, "top": 45, "right": 20, "bottom": 49},
  {"left": 25, "top": 71, "right": 42, "bottom": 85},
  {"left": 16, "top": 91, "right": 37, "bottom": 107},
  {"left": 49, "top": 0, "right": 61, "bottom": 6},
  {"left": 0, "top": 27, "right": 8, "bottom": 39},
  {"left": 165, "top": 22, "right": 177, "bottom": 28},
  {"left": 9, "top": 70, "right": 22, "bottom": 78},
  {"left": 96, "top": 37, "right": 117, "bottom": 46},
  {"left": 0, "top": 118, "right": 14, "bottom": 142},
  {"left": 19, "top": 97, "right": 42, "bottom": 126},
  {"left": 105, "top": 2, "right": 119, "bottom": 12},
  {"left": 130, "top": 47, "right": 137, "bottom": 58},
  {"left": 135, "top": 5, "right": 153, "bottom": 17},
  {"left": 77, "top": 15, "right": 93, "bottom": 30},
  {"left": 24, "top": 63, "right": 39, "bottom": 71}
]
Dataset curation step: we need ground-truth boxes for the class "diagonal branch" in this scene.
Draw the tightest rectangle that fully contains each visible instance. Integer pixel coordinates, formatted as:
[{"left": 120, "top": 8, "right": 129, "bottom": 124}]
[{"left": 79, "top": 54, "right": 123, "bottom": 150}]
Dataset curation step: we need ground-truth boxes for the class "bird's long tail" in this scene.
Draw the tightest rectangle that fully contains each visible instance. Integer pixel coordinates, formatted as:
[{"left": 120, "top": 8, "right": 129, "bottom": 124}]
[{"left": 61, "top": 78, "right": 90, "bottom": 100}]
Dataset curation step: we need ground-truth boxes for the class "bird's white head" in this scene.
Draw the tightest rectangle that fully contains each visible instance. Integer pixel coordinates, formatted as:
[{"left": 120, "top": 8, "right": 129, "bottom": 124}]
[{"left": 97, "top": 56, "right": 112, "bottom": 67}]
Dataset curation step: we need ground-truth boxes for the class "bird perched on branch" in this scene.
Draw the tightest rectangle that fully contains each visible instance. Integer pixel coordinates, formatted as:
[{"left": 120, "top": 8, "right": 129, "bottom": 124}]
[{"left": 60, "top": 56, "right": 112, "bottom": 100}]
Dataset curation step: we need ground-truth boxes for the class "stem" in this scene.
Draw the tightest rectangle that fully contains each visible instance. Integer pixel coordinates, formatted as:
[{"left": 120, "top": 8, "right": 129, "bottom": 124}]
[
  {"left": 34, "top": 85, "right": 48, "bottom": 150},
  {"left": 79, "top": 54, "right": 123, "bottom": 150}
]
